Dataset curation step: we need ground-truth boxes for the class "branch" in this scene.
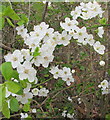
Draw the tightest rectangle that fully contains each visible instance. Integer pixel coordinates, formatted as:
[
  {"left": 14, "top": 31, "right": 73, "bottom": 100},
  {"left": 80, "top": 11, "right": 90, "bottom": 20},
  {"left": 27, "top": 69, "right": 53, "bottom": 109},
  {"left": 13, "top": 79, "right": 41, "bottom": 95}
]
[
  {"left": 42, "top": 2, "right": 48, "bottom": 22},
  {"left": 0, "top": 43, "right": 11, "bottom": 51}
]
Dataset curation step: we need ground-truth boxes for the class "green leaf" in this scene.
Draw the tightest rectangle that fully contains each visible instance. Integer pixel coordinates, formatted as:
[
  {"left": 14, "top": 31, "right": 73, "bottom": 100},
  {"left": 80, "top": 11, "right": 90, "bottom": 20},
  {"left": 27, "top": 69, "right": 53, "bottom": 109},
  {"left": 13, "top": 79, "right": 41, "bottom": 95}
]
[
  {"left": 12, "top": 70, "right": 19, "bottom": 80},
  {"left": 99, "top": 17, "right": 107, "bottom": 25},
  {"left": 2, "top": 101, "right": 10, "bottom": 118},
  {"left": 10, "top": 98, "right": 19, "bottom": 112},
  {"left": 4, "top": 6, "right": 20, "bottom": 20},
  {"left": 20, "top": 14, "right": 28, "bottom": 24},
  {"left": 17, "top": 20, "right": 25, "bottom": 26},
  {"left": 16, "top": 88, "right": 23, "bottom": 95},
  {"left": 106, "top": 114, "right": 110, "bottom": 120},
  {"left": 23, "top": 102, "right": 30, "bottom": 112},
  {"left": 0, "top": 17, "right": 5, "bottom": 30},
  {"left": 6, "top": 18, "right": 15, "bottom": 27},
  {"left": 0, "top": 5, "right": 6, "bottom": 13},
  {"left": 0, "top": 62, "right": 13, "bottom": 80},
  {"left": 0, "top": 85, "right": 6, "bottom": 112},
  {"left": 6, "top": 81, "right": 22, "bottom": 94},
  {"left": 33, "top": 47, "right": 40, "bottom": 57},
  {"left": 108, "top": 69, "right": 110, "bottom": 76},
  {"left": 20, "top": 80, "right": 27, "bottom": 88}
]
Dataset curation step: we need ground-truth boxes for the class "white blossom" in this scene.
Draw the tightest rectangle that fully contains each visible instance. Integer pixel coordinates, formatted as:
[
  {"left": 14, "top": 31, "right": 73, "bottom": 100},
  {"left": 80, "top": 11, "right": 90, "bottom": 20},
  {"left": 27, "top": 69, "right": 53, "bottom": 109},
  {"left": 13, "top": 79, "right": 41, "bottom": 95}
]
[
  {"left": 4, "top": 50, "right": 23, "bottom": 68},
  {"left": 32, "top": 109, "right": 37, "bottom": 113},
  {"left": 60, "top": 17, "right": 78, "bottom": 31},
  {"left": 78, "top": 98, "right": 82, "bottom": 104},
  {"left": 17, "top": 61, "right": 36, "bottom": 82},
  {"left": 71, "top": 6, "right": 82, "bottom": 19},
  {"left": 32, "top": 88, "right": 39, "bottom": 96},
  {"left": 93, "top": 41, "right": 105, "bottom": 55},
  {"left": 68, "top": 96, "right": 72, "bottom": 102},
  {"left": 20, "top": 113, "right": 28, "bottom": 119},
  {"left": 16, "top": 25, "right": 27, "bottom": 37},
  {"left": 49, "top": 66, "right": 62, "bottom": 79},
  {"left": 16, "top": 83, "right": 33, "bottom": 104},
  {"left": 98, "top": 80, "right": 108, "bottom": 90},
  {"left": 98, "top": 27, "right": 104, "bottom": 38},
  {"left": 38, "top": 88, "right": 49, "bottom": 97},
  {"left": 62, "top": 75, "right": 74, "bottom": 86},
  {"left": 99, "top": 60, "right": 105, "bottom": 66},
  {"left": 72, "top": 69, "right": 75, "bottom": 73},
  {"left": 58, "top": 31, "right": 71, "bottom": 46},
  {"left": 74, "top": 27, "right": 88, "bottom": 43},
  {"left": 67, "top": 113, "right": 74, "bottom": 118},
  {"left": 85, "top": 34, "right": 95, "bottom": 46}
]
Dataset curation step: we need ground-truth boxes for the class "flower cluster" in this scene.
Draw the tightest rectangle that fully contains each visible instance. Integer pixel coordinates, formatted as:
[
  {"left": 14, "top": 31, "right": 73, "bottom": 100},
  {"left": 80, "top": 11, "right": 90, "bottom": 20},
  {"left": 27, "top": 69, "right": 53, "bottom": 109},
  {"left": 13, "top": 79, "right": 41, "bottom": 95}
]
[
  {"left": 32, "top": 87, "right": 49, "bottom": 97},
  {"left": 50, "top": 66, "right": 75, "bottom": 86},
  {"left": 6, "top": 81, "right": 49, "bottom": 105},
  {"left": 60, "top": 1, "right": 105, "bottom": 55},
  {"left": 98, "top": 80, "right": 110, "bottom": 95},
  {"left": 70, "top": 1, "right": 104, "bottom": 20}
]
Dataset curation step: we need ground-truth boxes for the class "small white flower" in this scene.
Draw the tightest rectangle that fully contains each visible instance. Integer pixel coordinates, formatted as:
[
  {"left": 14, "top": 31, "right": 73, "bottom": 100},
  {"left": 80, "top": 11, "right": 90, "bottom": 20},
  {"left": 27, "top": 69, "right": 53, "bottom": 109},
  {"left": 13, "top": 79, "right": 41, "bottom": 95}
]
[
  {"left": 102, "top": 88, "right": 110, "bottom": 95},
  {"left": 60, "top": 67, "right": 72, "bottom": 78},
  {"left": 78, "top": 98, "right": 82, "bottom": 104},
  {"left": 4, "top": 50, "right": 23, "bottom": 68},
  {"left": 68, "top": 97, "right": 72, "bottom": 102},
  {"left": 98, "top": 80, "right": 108, "bottom": 90},
  {"left": 99, "top": 61, "right": 105, "bottom": 66},
  {"left": 21, "top": 49, "right": 32, "bottom": 61},
  {"left": 16, "top": 25, "right": 27, "bottom": 37},
  {"left": 43, "top": 28, "right": 54, "bottom": 42},
  {"left": 85, "top": 34, "right": 95, "bottom": 46},
  {"left": 32, "top": 108, "right": 37, "bottom": 113},
  {"left": 16, "top": 92, "right": 33, "bottom": 104},
  {"left": 93, "top": 41, "right": 105, "bottom": 55},
  {"left": 38, "top": 88, "right": 49, "bottom": 97},
  {"left": 17, "top": 61, "right": 37, "bottom": 82},
  {"left": 49, "top": 66, "right": 62, "bottom": 79},
  {"left": 71, "top": 6, "right": 82, "bottom": 19},
  {"left": 62, "top": 75, "right": 74, "bottom": 86},
  {"left": 60, "top": 17, "right": 78, "bottom": 31},
  {"left": 20, "top": 113, "right": 28, "bottom": 119},
  {"left": 67, "top": 113, "right": 74, "bottom": 118},
  {"left": 32, "top": 88, "right": 39, "bottom": 96},
  {"left": 72, "top": 69, "right": 75, "bottom": 73},
  {"left": 98, "top": 27, "right": 104, "bottom": 38},
  {"left": 58, "top": 31, "right": 71, "bottom": 46},
  {"left": 26, "top": 37, "right": 40, "bottom": 52},
  {"left": 74, "top": 27, "right": 88, "bottom": 43},
  {"left": 62, "top": 110, "right": 67, "bottom": 117}
]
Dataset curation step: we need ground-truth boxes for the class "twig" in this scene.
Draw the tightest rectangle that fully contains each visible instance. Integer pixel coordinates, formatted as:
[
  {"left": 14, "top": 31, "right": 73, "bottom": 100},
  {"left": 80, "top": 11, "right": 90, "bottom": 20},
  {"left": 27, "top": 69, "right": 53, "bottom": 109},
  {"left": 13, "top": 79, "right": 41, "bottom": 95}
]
[
  {"left": 87, "top": 24, "right": 110, "bottom": 29},
  {"left": 0, "top": 113, "right": 20, "bottom": 119},
  {"left": 32, "top": 100, "right": 44, "bottom": 112},
  {"left": 0, "top": 43, "right": 11, "bottom": 51},
  {"left": 32, "top": 77, "right": 53, "bottom": 88},
  {"left": 42, "top": 2, "right": 48, "bottom": 22},
  {"left": 27, "top": 0, "right": 31, "bottom": 25}
]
